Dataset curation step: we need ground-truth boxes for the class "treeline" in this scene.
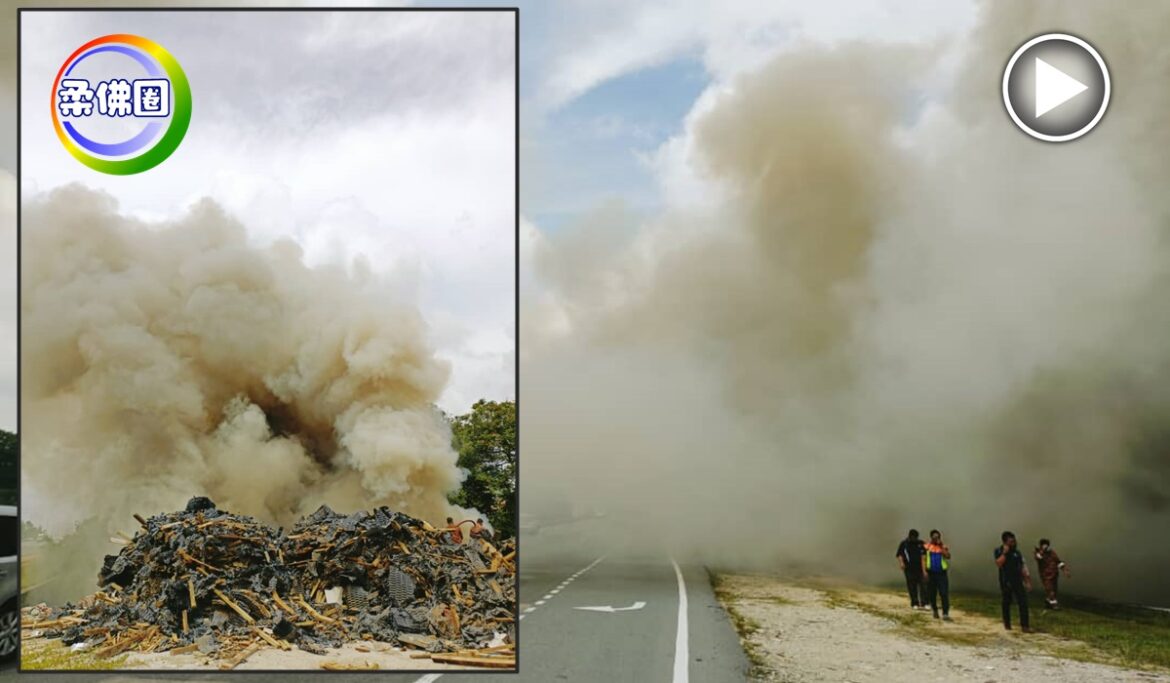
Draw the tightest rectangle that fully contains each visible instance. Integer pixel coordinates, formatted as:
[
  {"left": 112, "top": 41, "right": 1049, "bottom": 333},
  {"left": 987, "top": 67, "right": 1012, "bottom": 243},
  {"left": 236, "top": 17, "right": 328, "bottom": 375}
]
[{"left": 447, "top": 399, "right": 517, "bottom": 539}]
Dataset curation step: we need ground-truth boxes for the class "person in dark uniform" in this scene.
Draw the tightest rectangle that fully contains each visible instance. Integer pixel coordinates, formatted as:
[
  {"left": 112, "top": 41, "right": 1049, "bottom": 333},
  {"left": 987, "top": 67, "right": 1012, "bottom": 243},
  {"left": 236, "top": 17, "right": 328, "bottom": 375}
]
[
  {"left": 895, "top": 529, "right": 927, "bottom": 610},
  {"left": 994, "top": 531, "right": 1032, "bottom": 632}
]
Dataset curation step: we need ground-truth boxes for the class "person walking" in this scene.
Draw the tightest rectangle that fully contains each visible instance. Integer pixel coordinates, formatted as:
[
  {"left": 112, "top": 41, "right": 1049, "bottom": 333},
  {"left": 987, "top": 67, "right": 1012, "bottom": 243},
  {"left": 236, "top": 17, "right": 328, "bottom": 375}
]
[
  {"left": 995, "top": 531, "right": 1032, "bottom": 632},
  {"left": 923, "top": 529, "right": 952, "bottom": 621},
  {"left": 895, "top": 529, "right": 927, "bottom": 610},
  {"left": 1033, "top": 538, "right": 1070, "bottom": 609}
]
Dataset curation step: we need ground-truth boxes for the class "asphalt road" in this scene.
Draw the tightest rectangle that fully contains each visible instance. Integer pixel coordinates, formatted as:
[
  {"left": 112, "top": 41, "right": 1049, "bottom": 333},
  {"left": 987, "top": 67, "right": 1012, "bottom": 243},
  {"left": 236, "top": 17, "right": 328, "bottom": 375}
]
[
  {"left": 1, "top": 554, "right": 750, "bottom": 682},
  {"left": 415, "top": 555, "right": 751, "bottom": 683}
]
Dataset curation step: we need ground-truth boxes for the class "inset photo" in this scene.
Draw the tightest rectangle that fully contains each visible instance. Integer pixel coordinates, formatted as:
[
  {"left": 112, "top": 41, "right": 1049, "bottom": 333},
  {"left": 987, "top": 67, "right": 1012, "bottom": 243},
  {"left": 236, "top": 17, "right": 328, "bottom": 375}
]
[{"left": 18, "top": 9, "right": 516, "bottom": 672}]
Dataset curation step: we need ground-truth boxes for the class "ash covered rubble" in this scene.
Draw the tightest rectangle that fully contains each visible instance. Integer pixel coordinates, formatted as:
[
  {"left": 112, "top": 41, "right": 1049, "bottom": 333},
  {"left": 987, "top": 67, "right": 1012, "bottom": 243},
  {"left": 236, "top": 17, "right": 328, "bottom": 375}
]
[{"left": 23, "top": 497, "right": 517, "bottom": 665}]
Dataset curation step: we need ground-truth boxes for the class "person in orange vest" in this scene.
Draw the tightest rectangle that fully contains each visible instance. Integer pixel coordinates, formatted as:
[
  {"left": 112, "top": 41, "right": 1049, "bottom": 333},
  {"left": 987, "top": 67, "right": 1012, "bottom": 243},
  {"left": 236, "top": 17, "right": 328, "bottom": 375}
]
[
  {"left": 923, "top": 529, "right": 952, "bottom": 621},
  {"left": 445, "top": 517, "right": 464, "bottom": 545}
]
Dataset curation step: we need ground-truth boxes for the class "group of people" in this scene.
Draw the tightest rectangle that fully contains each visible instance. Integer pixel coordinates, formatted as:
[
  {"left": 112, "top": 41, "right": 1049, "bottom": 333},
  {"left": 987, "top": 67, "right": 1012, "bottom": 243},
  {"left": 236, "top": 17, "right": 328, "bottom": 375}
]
[
  {"left": 896, "top": 529, "right": 954, "bottom": 621},
  {"left": 444, "top": 516, "right": 494, "bottom": 545},
  {"left": 895, "top": 529, "right": 1071, "bottom": 632}
]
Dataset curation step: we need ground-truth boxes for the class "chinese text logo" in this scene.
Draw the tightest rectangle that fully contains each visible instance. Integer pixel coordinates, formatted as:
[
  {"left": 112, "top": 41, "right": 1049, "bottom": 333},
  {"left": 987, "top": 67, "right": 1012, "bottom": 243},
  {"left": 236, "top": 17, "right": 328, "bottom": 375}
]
[{"left": 51, "top": 34, "right": 191, "bottom": 175}]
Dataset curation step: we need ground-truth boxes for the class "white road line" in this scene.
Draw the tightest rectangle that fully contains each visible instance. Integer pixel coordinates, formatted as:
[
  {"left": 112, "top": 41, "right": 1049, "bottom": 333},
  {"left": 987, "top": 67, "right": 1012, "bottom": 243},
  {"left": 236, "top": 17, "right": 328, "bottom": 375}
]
[
  {"left": 671, "top": 558, "right": 689, "bottom": 683},
  {"left": 411, "top": 554, "right": 608, "bottom": 683}
]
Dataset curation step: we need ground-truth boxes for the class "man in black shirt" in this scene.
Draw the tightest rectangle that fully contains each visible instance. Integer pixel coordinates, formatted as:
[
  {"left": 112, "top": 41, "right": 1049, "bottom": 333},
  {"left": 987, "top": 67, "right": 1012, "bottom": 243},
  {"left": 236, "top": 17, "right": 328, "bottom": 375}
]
[
  {"left": 994, "top": 530, "right": 1032, "bottom": 632},
  {"left": 895, "top": 529, "right": 927, "bottom": 609}
]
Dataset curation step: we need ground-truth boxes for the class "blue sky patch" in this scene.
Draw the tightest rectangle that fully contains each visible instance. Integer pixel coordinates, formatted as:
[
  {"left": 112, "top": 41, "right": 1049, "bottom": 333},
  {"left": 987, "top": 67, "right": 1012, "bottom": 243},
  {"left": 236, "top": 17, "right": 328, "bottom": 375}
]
[{"left": 524, "top": 57, "right": 709, "bottom": 232}]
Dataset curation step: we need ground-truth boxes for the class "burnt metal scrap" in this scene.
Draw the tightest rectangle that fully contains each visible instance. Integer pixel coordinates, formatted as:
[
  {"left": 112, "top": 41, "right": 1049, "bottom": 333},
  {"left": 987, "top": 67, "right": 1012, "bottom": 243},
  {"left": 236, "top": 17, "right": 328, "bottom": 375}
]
[{"left": 22, "top": 497, "right": 517, "bottom": 664}]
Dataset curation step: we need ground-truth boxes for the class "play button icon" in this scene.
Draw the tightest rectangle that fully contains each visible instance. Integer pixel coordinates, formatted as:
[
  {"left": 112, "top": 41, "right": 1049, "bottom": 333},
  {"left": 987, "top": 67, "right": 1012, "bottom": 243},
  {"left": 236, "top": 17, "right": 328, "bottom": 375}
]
[
  {"left": 1034, "top": 58, "right": 1088, "bottom": 118},
  {"left": 1003, "top": 33, "right": 1110, "bottom": 142}
]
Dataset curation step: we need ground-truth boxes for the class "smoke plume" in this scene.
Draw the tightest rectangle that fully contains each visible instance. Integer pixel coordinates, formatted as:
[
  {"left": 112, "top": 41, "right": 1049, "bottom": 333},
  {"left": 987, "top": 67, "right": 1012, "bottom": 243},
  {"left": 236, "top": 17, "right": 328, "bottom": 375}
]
[
  {"left": 22, "top": 185, "right": 467, "bottom": 549},
  {"left": 522, "top": 0, "right": 1170, "bottom": 602}
]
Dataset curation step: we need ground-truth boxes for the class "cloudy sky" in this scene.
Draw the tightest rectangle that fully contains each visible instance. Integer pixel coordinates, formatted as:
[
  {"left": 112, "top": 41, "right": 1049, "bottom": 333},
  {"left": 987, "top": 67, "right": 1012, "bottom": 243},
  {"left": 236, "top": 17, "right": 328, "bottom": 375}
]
[
  {"left": 0, "top": 0, "right": 981, "bottom": 432},
  {"left": 15, "top": 9, "right": 516, "bottom": 424},
  {"left": 515, "top": 0, "right": 974, "bottom": 231}
]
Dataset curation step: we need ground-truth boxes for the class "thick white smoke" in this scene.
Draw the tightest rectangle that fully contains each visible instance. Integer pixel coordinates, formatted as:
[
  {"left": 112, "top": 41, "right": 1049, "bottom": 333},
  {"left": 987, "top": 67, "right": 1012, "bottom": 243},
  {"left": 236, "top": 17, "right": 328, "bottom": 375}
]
[{"left": 22, "top": 185, "right": 467, "bottom": 542}]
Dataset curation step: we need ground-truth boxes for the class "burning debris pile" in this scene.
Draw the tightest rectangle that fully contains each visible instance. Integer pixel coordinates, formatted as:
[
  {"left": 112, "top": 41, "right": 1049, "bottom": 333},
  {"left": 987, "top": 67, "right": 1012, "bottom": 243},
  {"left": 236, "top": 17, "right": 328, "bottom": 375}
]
[{"left": 22, "top": 497, "right": 516, "bottom": 668}]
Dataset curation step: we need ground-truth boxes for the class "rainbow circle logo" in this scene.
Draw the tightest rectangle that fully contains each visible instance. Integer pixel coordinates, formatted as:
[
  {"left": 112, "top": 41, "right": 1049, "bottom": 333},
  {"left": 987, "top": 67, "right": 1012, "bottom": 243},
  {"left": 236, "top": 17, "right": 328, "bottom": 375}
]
[{"left": 51, "top": 34, "right": 191, "bottom": 175}]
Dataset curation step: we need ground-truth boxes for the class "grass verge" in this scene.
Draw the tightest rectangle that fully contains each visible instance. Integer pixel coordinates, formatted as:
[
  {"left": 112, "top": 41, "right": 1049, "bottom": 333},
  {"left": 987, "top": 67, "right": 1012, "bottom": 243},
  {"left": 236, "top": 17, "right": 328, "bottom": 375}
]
[
  {"left": 949, "top": 590, "right": 1170, "bottom": 670},
  {"left": 822, "top": 578, "right": 1170, "bottom": 671},
  {"left": 21, "top": 639, "right": 129, "bottom": 670}
]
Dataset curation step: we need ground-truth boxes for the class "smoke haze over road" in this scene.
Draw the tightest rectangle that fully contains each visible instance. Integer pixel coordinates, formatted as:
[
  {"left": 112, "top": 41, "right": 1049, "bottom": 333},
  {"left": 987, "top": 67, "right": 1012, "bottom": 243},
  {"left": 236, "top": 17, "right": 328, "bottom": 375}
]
[{"left": 521, "top": 0, "right": 1170, "bottom": 603}]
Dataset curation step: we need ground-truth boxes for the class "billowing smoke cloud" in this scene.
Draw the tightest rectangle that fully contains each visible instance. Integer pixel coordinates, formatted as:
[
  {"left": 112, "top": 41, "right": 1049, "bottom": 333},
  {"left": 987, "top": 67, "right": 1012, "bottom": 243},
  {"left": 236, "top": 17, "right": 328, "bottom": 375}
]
[
  {"left": 522, "top": 0, "right": 1170, "bottom": 602},
  {"left": 22, "top": 185, "right": 468, "bottom": 548}
]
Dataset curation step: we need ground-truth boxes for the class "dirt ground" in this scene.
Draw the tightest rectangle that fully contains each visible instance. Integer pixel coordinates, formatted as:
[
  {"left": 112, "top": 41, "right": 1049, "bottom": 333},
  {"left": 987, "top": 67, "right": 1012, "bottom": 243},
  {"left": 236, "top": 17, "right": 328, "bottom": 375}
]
[
  {"left": 126, "top": 640, "right": 477, "bottom": 671},
  {"left": 23, "top": 636, "right": 480, "bottom": 671},
  {"left": 717, "top": 574, "right": 1170, "bottom": 683}
]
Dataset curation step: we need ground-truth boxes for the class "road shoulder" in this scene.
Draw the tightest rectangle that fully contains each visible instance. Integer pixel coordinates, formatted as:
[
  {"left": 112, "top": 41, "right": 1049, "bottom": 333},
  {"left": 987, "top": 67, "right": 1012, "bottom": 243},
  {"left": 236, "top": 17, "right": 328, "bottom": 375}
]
[{"left": 712, "top": 572, "right": 1170, "bottom": 683}]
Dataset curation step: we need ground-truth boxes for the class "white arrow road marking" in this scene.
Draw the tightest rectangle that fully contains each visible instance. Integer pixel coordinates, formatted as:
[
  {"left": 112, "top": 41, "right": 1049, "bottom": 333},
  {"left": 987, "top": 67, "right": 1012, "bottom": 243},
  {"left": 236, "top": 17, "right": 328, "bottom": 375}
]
[
  {"left": 412, "top": 554, "right": 607, "bottom": 683},
  {"left": 672, "top": 558, "right": 689, "bottom": 683},
  {"left": 573, "top": 600, "right": 647, "bottom": 613}
]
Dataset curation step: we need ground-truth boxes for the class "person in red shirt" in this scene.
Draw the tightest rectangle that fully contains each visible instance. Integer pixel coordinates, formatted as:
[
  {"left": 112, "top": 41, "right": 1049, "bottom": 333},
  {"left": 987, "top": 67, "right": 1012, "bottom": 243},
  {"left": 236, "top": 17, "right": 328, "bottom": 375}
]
[
  {"left": 1034, "top": 538, "right": 1071, "bottom": 609},
  {"left": 470, "top": 518, "right": 494, "bottom": 544},
  {"left": 445, "top": 516, "right": 464, "bottom": 545}
]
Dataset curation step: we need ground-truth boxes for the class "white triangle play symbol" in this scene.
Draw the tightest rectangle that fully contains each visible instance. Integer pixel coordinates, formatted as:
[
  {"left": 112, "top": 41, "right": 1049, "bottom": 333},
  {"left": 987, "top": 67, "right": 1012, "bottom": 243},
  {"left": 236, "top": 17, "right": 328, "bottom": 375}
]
[{"left": 1035, "top": 57, "right": 1088, "bottom": 118}]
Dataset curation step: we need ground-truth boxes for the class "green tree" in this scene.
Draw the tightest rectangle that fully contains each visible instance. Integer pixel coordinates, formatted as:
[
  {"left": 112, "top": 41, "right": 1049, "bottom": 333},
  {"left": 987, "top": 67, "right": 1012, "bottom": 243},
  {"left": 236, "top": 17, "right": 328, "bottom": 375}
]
[{"left": 448, "top": 400, "right": 516, "bottom": 539}]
